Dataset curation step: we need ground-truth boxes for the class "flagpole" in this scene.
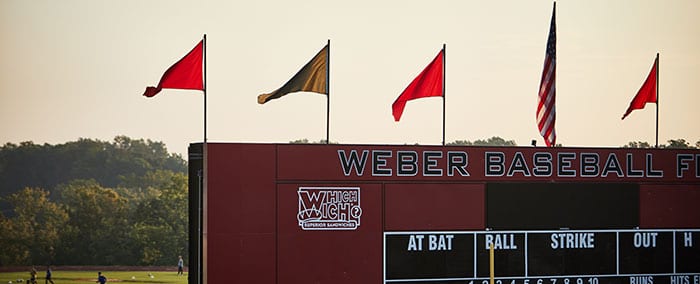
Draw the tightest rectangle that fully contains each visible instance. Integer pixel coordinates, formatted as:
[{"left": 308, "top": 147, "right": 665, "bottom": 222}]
[
  {"left": 326, "top": 39, "right": 331, "bottom": 144},
  {"left": 655, "top": 52, "right": 659, "bottom": 148},
  {"left": 442, "top": 44, "right": 446, "bottom": 146},
  {"left": 203, "top": 38, "right": 207, "bottom": 143},
  {"left": 201, "top": 33, "right": 207, "bottom": 284}
]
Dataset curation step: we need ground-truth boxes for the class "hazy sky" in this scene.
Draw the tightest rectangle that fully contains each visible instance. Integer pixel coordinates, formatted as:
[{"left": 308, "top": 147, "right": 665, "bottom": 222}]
[{"left": 1, "top": 0, "right": 698, "bottom": 156}]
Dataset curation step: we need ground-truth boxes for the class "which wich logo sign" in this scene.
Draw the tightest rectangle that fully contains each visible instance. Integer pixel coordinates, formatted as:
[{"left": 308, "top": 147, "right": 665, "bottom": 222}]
[{"left": 297, "top": 187, "right": 362, "bottom": 230}]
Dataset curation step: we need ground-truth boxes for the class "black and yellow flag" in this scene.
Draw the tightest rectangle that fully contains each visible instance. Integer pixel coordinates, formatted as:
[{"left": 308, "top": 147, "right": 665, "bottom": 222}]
[{"left": 258, "top": 44, "right": 328, "bottom": 104}]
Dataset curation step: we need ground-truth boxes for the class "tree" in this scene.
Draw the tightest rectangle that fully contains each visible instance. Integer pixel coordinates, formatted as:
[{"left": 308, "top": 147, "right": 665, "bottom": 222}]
[
  {"left": 289, "top": 138, "right": 337, "bottom": 144},
  {"left": 0, "top": 187, "right": 69, "bottom": 265},
  {"left": 289, "top": 138, "right": 310, "bottom": 144},
  {"left": 56, "top": 179, "right": 133, "bottom": 265},
  {"left": 446, "top": 140, "right": 473, "bottom": 146},
  {"left": 129, "top": 170, "right": 188, "bottom": 265},
  {"left": 473, "top": 137, "right": 517, "bottom": 146},
  {"left": 665, "top": 139, "right": 693, "bottom": 149},
  {"left": 0, "top": 136, "right": 190, "bottom": 266},
  {"left": 447, "top": 137, "right": 517, "bottom": 146},
  {"left": 622, "top": 141, "right": 652, "bottom": 148},
  {"left": 623, "top": 139, "right": 698, "bottom": 149},
  {"left": 0, "top": 136, "right": 187, "bottom": 213}
]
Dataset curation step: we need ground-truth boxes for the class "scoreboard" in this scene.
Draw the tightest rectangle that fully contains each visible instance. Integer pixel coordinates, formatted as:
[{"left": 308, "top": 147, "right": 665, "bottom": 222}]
[
  {"left": 385, "top": 229, "right": 700, "bottom": 283},
  {"left": 187, "top": 143, "right": 700, "bottom": 284}
]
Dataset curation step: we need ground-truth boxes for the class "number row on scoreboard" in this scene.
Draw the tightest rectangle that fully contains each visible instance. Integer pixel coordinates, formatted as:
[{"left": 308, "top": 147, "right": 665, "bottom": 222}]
[{"left": 386, "top": 275, "right": 700, "bottom": 284}]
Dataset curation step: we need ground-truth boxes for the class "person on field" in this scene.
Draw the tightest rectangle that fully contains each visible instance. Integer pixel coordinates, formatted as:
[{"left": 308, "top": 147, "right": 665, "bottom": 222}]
[
  {"left": 45, "top": 266, "right": 55, "bottom": 284},
  {"left": 177, "top": 255, "right": 184, "bottom": 276},
  {"left": 96, "top": 272, "right": 107, "bottom": 284},
  {"left": 30, "top": 267, "right": 37, "bottom": 284}
]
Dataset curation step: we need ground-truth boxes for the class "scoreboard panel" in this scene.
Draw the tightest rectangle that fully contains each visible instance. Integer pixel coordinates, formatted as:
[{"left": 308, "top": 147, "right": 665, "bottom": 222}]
[
  {"left": 384, "top": 229, "right": 699, "bottom": 284},
  {"left": 639, "top": 185, "right": 700, "bottom": 228},
  {"left": 189, "top": 143, "right": 700, "bottom": 284},
  {"left": 385, "top": 183, "right": 485, "bottom": 231},
  {"left": 486, "top": 183, "right": 639, "bottom": 230}
]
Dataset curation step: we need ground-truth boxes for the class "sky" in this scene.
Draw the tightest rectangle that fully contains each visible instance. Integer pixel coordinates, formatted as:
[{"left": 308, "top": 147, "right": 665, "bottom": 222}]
[{"left": 1, "top": 0, "right": 699, "bottom": 156}]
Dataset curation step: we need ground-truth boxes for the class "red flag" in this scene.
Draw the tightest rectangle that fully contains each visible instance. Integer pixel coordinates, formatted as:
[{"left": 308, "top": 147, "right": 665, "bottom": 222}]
[
  {"left": 392, "top": 49, "right": 444, "bottom": 121},
  {"left": 143, "top": 40, "right": 204, "bottom": 97},
  {"left": 621, "top": 56, "right": 658, "bottom": 120},
  {"left": 537, "top": 3, "right": 556, "bottom": 147}
]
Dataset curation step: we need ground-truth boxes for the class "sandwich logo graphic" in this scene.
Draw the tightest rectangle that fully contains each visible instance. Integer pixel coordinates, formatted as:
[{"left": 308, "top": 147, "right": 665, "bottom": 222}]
[{"left": 297, "top": 187, "right": 362, "bottom": 230}]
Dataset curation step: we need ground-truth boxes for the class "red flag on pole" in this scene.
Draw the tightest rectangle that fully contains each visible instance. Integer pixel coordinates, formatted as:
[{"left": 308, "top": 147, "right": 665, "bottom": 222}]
[
  {"left": 621, "top": 56, "right": 658, "bottom": 120},
  {"left": 392, "top": 49, "right": 444, "bottom": 121},
  {"left": 143, "top": 40, "right": 204, "bottom": 97},
  {"left": 537, "top": 2, "right": 556, "bottom": 147}
]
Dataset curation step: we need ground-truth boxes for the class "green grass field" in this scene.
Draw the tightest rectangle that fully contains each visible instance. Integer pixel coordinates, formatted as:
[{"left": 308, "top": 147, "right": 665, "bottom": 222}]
[{"left": 0, "top": 271, "right": 188, "bottom": 284}]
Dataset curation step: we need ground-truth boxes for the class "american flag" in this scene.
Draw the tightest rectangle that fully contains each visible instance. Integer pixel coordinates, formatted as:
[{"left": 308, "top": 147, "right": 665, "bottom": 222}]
[{"left": 537, "top": 3, "right": 556, "bottom": 147}]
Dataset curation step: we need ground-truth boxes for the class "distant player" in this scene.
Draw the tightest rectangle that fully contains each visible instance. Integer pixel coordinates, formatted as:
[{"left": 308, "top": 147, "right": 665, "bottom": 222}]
[
  {"left": 45, "top": 266, "right": 54, "bottom": 284},
  {"left": 96, "top": 272, "right": 107, "bottom": 284},
  {"left": 30, "top": 267, "right": 37, "bottom": 284},
  {"left": 177, "top": 255, "right": 184, "bottom": 276}
]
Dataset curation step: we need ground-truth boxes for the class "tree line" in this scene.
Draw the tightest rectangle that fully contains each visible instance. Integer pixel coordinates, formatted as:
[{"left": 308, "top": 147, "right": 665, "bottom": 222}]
[
  {"left": 291, "top": 136, "right": 699, "bottom": 148},
  {"left": 0, "top": 136, "right": 188, "bottom": 266},
  {"left": 447, "top": 137, "right": 698, "bottom": 148},
  {"left": 622, "top": 139, "right": 700, "bottom": 149}
]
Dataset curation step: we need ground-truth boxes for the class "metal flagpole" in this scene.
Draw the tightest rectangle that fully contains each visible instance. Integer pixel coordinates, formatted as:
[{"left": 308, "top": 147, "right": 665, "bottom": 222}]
[
  {"left": 201, "top": 33, "right": 207, "bottom": 284},
  {"left": 326, "top": 39, "right": 331, "bottom": 144},
  {"left": 442, "top": 44, "right": 446, "bottom": 146},
  {"left": 655, "top": 52, "right": 659, "bottom": 148}
]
